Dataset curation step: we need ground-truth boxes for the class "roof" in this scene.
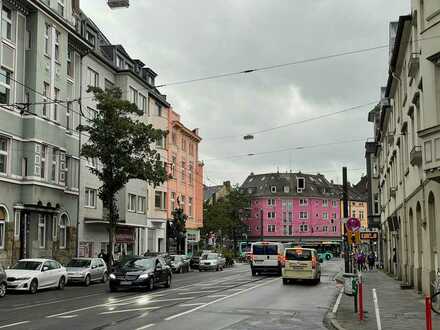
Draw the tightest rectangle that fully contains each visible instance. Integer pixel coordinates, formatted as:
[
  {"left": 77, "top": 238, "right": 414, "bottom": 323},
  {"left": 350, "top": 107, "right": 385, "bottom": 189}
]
[
  {"left": 241, "top": 172, "right": 340, "bottom": 198},
  {"left": 204, "top": 185, "right": 223, "bottom": 201}
]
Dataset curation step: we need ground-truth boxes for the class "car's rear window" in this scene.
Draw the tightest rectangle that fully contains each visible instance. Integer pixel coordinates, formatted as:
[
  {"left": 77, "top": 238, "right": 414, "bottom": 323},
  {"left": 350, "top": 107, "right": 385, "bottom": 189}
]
[
  {"left": 285, "top": 249, "right": 312, "bottom": 261},
  {"left": 252, "top": 244, "right": 278, "bottom": 255}
]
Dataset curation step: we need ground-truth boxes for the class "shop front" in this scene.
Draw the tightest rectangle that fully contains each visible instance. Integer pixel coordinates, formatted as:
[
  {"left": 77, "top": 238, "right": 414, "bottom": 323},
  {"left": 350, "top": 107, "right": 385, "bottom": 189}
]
[{"left": 186, "top": 229, "right": 200, "bottom": 256}]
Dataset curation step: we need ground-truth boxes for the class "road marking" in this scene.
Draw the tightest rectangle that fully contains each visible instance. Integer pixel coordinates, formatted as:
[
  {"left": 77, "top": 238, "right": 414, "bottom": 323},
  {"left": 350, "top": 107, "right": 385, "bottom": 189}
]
[
  {"left": 135, "top": 324, "right": 155, "bottom": 330},
  {"left": 207, "top": 294, "right": 228, "bottom": 298},
  {"left": 165, "top": 277, "right": 280, "bottom": 321},
  {"left": 178, "top": 303, "right": 205, "bottom": 307},
  {"left": 10, "top": 292, "right": 105, "bottom": 310},
  {"left": 0, "top": 321, "right": 31, "bottom": 329},
  {"left": 151, "top": 297, "right": 194, "bottom": 302},
  {"left": 177, "top": 290, "right": 216, "bottom": 295},
  {"left": 55, "top": 315, "right": 78, "bottom": 319},
  {"left": 227, "top": 288, "right": 245, "bottom": 291},
  {"left": 99, "top": 307, "right": 160, "bottom": 315},
  {"left": 332, "top": 288, "right": 344, "bottom": 313}
]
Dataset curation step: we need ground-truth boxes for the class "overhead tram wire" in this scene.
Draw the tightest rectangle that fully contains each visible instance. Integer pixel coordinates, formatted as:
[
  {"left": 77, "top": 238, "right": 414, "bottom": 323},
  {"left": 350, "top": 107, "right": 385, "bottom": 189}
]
[{"left": 204, "top": 100, "right": 378, "bottom": 141}]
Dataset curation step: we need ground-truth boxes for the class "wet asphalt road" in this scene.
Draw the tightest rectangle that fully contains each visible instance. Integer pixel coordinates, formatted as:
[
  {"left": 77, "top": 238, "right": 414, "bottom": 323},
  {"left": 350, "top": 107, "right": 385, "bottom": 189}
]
[{"left": 0, "top": 259, "right": 342, "bottom": 330}]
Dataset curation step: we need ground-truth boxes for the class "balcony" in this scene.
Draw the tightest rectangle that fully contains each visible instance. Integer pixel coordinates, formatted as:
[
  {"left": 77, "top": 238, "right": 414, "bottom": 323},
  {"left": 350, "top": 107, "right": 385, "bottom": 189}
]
[
  {"left": 410, "top": 146, "right": 422, "bottom": 166},
  {"left": 408, "top": 53, "right": 420, "bottom": 79}
]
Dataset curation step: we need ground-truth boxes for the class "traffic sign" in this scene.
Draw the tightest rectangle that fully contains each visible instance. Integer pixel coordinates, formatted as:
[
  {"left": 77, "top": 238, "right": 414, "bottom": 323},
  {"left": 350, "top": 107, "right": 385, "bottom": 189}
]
[{"left": 346, "top": 217, "right": 361, "bottom": 232}]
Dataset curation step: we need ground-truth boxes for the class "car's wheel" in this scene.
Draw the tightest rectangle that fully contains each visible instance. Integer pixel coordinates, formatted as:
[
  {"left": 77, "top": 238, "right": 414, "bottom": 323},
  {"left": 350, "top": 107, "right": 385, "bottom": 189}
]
[
  {"left": 148, "top": 278, "right": 154, "bottom": 291},
  {"left": 29, "top": 279, "right": 38, "bottom": 294},
  {"left": 0, "top": 282, "right": 6, "bottom": 298},
  {"left": 326, "top": 254, "right": 331, "bottom": 260},
  {"left": 282, "top": 278, "right": 288, "bottom": 285},
  {"left": 58, "top": 276, "right": 66, "bottom": 290},
  {"left": 102, "top": 272, "right": 109, "bottom": 283},
  {"left": 164, "top": 275, "right": 171, "bottom": 288},
  {"left": 216, "top": 265, "right": 219, "bottom": 271},
  {"left": 84, "top": 274, "right": 91, "bottom": 287}
]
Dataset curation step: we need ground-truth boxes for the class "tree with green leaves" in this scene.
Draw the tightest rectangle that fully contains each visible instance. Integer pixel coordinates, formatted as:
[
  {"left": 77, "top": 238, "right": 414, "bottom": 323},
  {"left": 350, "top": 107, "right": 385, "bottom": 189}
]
[
  {"left": 78, "top": 86, "right": 168, "bottom": 261},
  {"left": 202, "top": 186, "right": 250, "bottom": 255}
]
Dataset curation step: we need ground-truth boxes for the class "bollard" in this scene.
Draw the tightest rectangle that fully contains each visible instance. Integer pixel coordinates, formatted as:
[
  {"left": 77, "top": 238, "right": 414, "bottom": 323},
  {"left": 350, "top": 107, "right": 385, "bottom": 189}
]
[
  {"left": 358, "top": 278, "right": 364, "bottom": 320},
  {"left": 426, "top": 296, "right": 432, "bottom": 330}
]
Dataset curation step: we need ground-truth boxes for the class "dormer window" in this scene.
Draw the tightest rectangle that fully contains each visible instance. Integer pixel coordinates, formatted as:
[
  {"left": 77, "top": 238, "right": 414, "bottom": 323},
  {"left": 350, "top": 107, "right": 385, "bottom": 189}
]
[
  {"left": 283, "top": 186, "right": 290, "bottom": 193},
  {"left": 116, "top": 55, "right": 124, "bottom": 69},
  {"left": 297, "top": 177, "right": 305, "bottom": 192},
  {"left": 86, "top": 31, "right": 95, "bottom": 47},
  {"left": 270, "top": 186, "right": 276, "bottom": 193}
]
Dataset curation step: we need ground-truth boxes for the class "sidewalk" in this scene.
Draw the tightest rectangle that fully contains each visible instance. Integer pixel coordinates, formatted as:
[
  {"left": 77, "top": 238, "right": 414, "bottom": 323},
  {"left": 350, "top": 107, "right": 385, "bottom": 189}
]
[{"left": 327, "top": 270, "right": 440, "bottom": 330}]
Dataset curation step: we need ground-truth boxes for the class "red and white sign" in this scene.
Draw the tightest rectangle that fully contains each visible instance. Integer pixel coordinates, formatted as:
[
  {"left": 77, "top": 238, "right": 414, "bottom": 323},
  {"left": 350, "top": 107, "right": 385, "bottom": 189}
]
[{"left": 346, "top": 217, "right": 361, "bottom": 232}]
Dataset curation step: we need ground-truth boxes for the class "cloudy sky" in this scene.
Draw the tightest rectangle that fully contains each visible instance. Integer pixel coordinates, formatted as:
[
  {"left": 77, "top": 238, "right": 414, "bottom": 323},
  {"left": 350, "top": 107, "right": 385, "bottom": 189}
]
[{"left": 82, "top": 0, "right": 409, "bottom": 186}]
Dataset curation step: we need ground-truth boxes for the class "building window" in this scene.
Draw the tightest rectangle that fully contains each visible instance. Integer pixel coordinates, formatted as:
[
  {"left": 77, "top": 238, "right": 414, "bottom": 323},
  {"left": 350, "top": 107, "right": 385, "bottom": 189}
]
[
  {"left": 156, "top": 136, "right": 165, "bottom": 149},
  {"left": 181, "top": 161, "right": 185, "bottom": 183},
  {"left": 171, "top": 155, "right": 176, "bottom": 178},
  {"left": 67, "top": 48, "right": 73, "bottom": 78},
  {"left": 283, "top": 186, "right": 290, "bottom": 193},
  {"left": 85, "top": 188, "right": 97, "bottom": 208},
  {"left": 267, "top": 199, "right": 275, "bottom": 206},
  {"left": 268, "top": 224, "right": 275, "bottom": 233},
  {"left": 54, "top": 30, "right": 60, "bottom": 61},
  {"left": 155, "top": 103, "right": 162, "bottom": 116},
  {"left": 270, "top": 186, "right": 277, "bottom": 193},
  {"left": 129, "top": 87, "right": 138, "bottom": 105},
  {"left": 53, "top": 87, "right": 60, "bottom": 121},
  {"left": 323, "top": 212, "right": 328, "bottom": 219},
  {"left": 0, "top": 68, "right": 11, "bottom": 104},
  {"left": 137, "top": 196, "right": 146, "bottom": 213},
  {"left": 43, "top": 82, "right": 50, "bottom": 117},
  {"left": 299, "top": 211, "right": 308, "bottom": 219},
  {"left": 0, "top": 136, "right": 8, "bottom": 175},
  {"left": 66, "top": 102, "right": 72, "bottom": 131},
  {"left": 181, "top": 138, "right": 186, "bottom": 151},
  {"left": 40, "top": 145, "right": 47, "bottom": 179},
  {"left": 171, "top": 131, "right": 177, "bottom": 145},
  {"left": 267, "top": 211, "right": 275, "bottom": 219},
  {"left": 189, "top": 197, "right": 193, "bottom": 217},
  {"left": 332, "top": 200, "right": 337, "bottom": 207},
  {"left": 86, "top": 31, "right": 95, "bottom": 47},
  {"left": 139, "top": 94, "right": 147, "bottom": 114},
  {"left": 1, "top": 6, "right": 12, "bottom": 41},
  {"left": 87, "top": 68, "right": 99, "bottom": 87},
  {"left": 332, "top": 212, "right": 337, "bottom": 219},
  {"left": 171, "top": 192, "right": 175, "bottom": 211},
  {"left": 128, "top": 193, "right": 136, "bottom": 212},
  {"left": 323, "top": 225, "right": 328, "bottom": 232},
  {"left": 288, "top": 211, "right": 292, "bottom": 223},
  {"left": 189, "top": 143, "right": 194, "bottom": 156},
  {"left": 38, "top": 215, "right": 46, "bottom": 248},
  {"left": 104, "top": 79, "right": 114, "bottom": 91},
  {"left": 188, "top": 162, "right": 193, "bottom": 184},
  {"left": 44, "top": 24, "right": 50, "bottom": 55},
  {"left": 14, "top": 210, "right": 20, "bottom": 239},
  {"left": 297, "top": 177, "right": 305, "bottom": 191},
  {"left": 116, "top": 55, "right": 124, "bottom": 69},
  {"left": 59, "top": 214, "right": 67, "bottom": 249},
  {"left": 352, "top": 210, "right": 356, "bottom": 218},
  {"left": 154, "top": 191, "right": 166, "bottom": 209},
  {"left": 300, "top": 224, "right": 308, "bottom": 232},
  {"left": 51, "top": 149, "right": 58, "bottom": 182},
  {"left": 57, "top": 0, "right": 64, "bottom": 16},
  {"left": 322, "top": 199, "right": 328, "bottom": 207},
  {"left": 287, "top": 200, "right": 293, "bottom": 209},
  {"left": 299, "top": 198, "right": 308, "bottom": 206},
  {"left": 359, "top": 210, "right": 364, "bottom": 220}
]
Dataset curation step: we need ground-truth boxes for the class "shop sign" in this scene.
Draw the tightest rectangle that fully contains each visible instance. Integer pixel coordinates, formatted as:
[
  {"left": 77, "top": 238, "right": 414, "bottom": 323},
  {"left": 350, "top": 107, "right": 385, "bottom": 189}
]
[
  {"left": 360, "top": 231, "right": 379, "bottom": 240},
  {"left": 116, "top": 227, "right": 135, "bottom": 243}
]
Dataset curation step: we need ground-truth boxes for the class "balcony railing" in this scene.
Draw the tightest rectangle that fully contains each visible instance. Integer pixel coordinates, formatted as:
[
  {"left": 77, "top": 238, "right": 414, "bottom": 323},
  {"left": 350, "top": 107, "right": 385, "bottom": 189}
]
[{"left": 410, "top": 145, "right": 422, "bottom": 166}]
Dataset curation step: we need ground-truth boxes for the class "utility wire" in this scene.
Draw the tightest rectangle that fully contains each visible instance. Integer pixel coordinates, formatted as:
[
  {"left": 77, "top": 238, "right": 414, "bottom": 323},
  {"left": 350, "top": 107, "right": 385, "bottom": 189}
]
[{"left": 155, "top": 34, "right": 440, "bottom": 88}]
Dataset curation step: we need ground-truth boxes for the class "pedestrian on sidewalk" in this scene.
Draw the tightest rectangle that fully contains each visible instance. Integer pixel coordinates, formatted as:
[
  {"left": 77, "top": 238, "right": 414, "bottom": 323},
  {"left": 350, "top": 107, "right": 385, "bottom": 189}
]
[
  {"left": 367, "top": 251, "right": 376, "bottom": 271},
  {"left": 356, "top": 252, "right": 365, "bottom": 272}
]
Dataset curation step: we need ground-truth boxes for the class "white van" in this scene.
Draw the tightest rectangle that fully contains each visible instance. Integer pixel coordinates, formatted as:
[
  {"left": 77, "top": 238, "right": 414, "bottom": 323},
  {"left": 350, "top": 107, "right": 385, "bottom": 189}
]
[{"left": 250, "top": 242, "right": 285, "bottom": 275}]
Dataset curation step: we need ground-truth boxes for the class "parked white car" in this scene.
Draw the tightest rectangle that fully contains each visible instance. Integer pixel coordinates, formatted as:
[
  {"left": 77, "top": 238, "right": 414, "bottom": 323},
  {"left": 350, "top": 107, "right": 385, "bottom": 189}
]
[
  {"left": 199, "top": 253, "right": 226, "bottom": 271},
  {"left": 6, "top": 259, "right": 68, "bottom": 294}
]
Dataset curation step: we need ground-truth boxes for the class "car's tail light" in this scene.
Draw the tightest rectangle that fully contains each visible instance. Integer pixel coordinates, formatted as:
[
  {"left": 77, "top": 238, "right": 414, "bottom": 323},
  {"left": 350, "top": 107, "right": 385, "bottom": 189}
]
[
  {"left": 278, "top": 254, "right": 285, "bottom": 266},
  {"left": 251, "top": 254, "right": 256, "bottom": 261},
  {"left": 312, "top": 256, "right": 317, "bottom": 269}
]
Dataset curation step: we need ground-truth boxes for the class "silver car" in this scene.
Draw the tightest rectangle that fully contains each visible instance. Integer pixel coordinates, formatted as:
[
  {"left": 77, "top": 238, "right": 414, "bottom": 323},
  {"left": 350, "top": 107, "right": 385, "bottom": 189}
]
[
  {"left": 66, "top": 258, "right": 108, "bottom": 286},
  {"left": 199, "top": 253, "right": 226, "bottom": 271}
]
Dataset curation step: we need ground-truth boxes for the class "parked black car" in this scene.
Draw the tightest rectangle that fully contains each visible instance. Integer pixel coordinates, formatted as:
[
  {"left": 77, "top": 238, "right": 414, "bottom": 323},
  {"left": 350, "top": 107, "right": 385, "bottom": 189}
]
[
  {"left": 109, "top": 256, "right": 172, "bottom": 292},
  {"left": 0, "top": 265, "right": 6, "bottom": 298},
  {"left": 144, "top": 252, "right": 173, "bottom": 267}
]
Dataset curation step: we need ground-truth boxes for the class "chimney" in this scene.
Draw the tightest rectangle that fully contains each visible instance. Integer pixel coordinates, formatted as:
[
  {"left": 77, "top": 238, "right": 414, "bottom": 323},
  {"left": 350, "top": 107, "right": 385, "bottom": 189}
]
[{"left": 72, "top": 0, "right": 80, "bottom": 14}]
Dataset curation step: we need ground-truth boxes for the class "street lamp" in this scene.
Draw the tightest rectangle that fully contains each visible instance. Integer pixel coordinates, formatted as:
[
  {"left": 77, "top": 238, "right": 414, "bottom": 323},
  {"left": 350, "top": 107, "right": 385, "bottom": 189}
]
[{"left": 107, "top": 0, "right": 129, "bottom": 9}]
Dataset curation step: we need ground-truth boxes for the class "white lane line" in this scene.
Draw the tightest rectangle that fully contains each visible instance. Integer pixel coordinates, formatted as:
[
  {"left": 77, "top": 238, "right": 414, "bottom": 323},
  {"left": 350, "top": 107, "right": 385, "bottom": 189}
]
[
  {"left": 227, "top": 288, "right": 245, "bottom": 292},
  {"left": 0, "top": 321, "right": 31, "bottom": 329},
  {"left": 177, "top": 291, "right": 217, "bottom": 295},
  {"left": 10, "top": 292, "right": 104, "bottom": 310},
  {"left": 178, "top": 303, "right": 205, "bottom": 307},
  {"left": 100, "top": 307, "right": 160, "bottom": 315},
  {"left": 165, "top": 277, "right": 279, "bottom": 321},
  {"left": 206, "top": 294, "right": 228, "bottom": 298},
  {"left": 332, "top": 288, "right": 344, "bottom": 314},
  {"left": 55, "top": 315, "right": 78, "bottom": 319},
  {"left": 135, "top": 324, "right": 156, "bottom": 330},
  {"left": 150, "top": 297, "right": 194, "bottom": 302}
]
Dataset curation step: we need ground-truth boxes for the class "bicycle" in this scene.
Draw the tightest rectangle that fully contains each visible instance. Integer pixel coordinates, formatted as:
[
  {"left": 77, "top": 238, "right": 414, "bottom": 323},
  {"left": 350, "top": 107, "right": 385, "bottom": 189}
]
[{"left": 431, "top": 270, "right": 440, "bottom": 314}]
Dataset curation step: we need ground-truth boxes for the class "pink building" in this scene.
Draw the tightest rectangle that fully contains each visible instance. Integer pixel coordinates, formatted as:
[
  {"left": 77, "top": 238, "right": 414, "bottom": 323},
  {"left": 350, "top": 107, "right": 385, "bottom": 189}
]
[{"left": 241, "top": 172, "right": 342, "bottom": 244}]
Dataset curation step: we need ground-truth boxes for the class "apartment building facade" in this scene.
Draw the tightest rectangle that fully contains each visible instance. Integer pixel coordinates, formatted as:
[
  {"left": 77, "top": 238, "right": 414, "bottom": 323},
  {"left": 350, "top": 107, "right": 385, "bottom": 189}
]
[
  {"left": 366, "top": 1, "right": 440, "bottom": 296},
  {"left": 167, "top": 109, "right": 203, "bottom": 254},
  {"left": 76, "top": 10, "right": 170, "bottom": 258},
  {"left": 241, "top": 172, "right": 342, "bottom": 245},
  {"left": 0, "top": 0, "right": 87, "bottom": 266}
]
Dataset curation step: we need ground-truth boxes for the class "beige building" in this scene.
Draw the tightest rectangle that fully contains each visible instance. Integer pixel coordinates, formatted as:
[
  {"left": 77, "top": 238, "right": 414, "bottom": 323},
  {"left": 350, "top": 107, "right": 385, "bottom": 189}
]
[{"left": 366, "top": 2, "right": 440, "bottom": 296}]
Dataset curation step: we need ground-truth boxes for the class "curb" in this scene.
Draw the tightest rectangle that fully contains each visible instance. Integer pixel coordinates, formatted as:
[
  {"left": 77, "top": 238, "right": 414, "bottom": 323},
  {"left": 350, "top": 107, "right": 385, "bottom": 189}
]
[{"left": 323, "top": 286, "right": 348, "bottom": 330}]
